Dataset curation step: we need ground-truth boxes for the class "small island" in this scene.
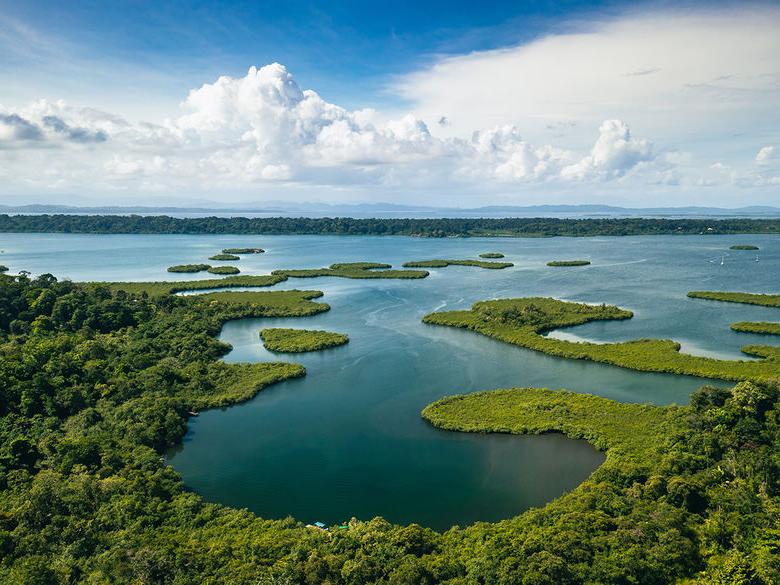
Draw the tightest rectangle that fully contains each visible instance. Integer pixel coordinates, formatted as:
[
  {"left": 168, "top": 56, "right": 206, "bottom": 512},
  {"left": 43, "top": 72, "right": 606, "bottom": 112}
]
[
  {"left": 167, "top": 263, "right": 211, "bottom": 273},
  {"left": 479, "top": 252, "right": 505, "bottom": 259},
  {"left": 209, "top": 253, "right": 240, "bottom": 261},
  {"left": 731, "top": 321, "right": 780, "bottom": 335},
  {"left": 402, "top": 259, "right": 513, "bottom": 269},
  {"left": 274, "top": 262, "right": 428, "bottom": 279},
  {"left": 730, "top": 244, "right": 760, "bottom": 250},
  {"left": 260, "top": 327, "right": 349, "bottom": 352},
  {"left": 208, "top": 266, "right": 241, "bottom": 275},
  {"left": 223, "top": 247, "right": 265, "bottom": 254},
  {"left": 547, "top": 260, "right": 591, "bottom": 267},
  {"left": 688, "top": 291, "right": 780, "bottom": 308}
]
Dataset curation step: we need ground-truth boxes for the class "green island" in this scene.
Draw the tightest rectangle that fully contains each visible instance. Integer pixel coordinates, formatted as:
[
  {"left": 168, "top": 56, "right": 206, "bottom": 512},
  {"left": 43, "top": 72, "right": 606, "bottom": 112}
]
[
  {"left": 209, "top": 253, "right": 240, "bottom": 261},
  {"left": 732, "top": 321, "right": 780, "bottom": 335},
  {"left": 423, "top": 296, "right": 780, "bottom": 383},
  {"left": 166, "top": 263, "right": 212, "bottom": 273},
  {"left": 688, "top": 290, "right": 780, "bottom": 307},
  {"left": 730, "top": 244, "right": 760, "bottom": 250},
  {"left": 223, "top": 247, "right": 265, "bottom": 254},
  {"left": 95, "top": 273, "right": 286, "bottom": 296},
  {"left": 273, "top": 261, "right": 429, "bottom": 279},
  {"left": 208, "top": 265, "right": 241, "bottom": 275},
  {"left": 479, "top": 252, "right": 505, "bottom": 258},
  {"left": 260, "top": 327, "right": 349, "bottom": 352},
  {"left": 4, "top": 214, "right": 780, "bottom": 237},
  {"left": 547, "top": 260, "right": 591, "bottom": 267},
  {"left": 0, "top": 272, "right": 778, "bottom": 583},
  {"left": 402, "top": 259, "right": 513, "bottom": 269}
]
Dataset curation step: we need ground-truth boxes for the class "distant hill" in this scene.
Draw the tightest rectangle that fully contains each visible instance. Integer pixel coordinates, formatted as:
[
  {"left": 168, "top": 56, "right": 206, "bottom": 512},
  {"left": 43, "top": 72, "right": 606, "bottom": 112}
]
[{"left": 2, "top": 202, "right": 780, "bottom": 219}]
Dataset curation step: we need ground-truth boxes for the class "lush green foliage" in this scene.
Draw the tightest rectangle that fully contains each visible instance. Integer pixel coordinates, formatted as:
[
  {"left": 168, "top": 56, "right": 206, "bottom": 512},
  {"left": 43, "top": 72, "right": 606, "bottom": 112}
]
[
  {"left": 688, "top": 291, "right": 780, "bottom": 307},
  {"left": 402, "top": 259, "right": 513, "bottom": 269},
  {"left": 4, "top": 214, "right": 780, "bottom": 237},
  {"left": 424, "top": 383, "right": 780, "bottom": 584},
  {"left": 730, "top": 245, "right": 760, "bottom": 250},
  {"left": 260, "top": 328, "right": 349, "bottom": 352},
  {"left": 732, "top": 322, "right": 780, "bottom": 335},
  {"left": 478, "top": 252, "right": 504, "bottom": 258},
  {"left": 166, "top": 263, "right": 211, "bottom": 273},
  {"left": 223, "top": 247, "right": 265, "bottom": 254},
  {"left": 209, "top": 253, "right": 240, "bottom": 261},
  {"left": 547, "top": 260, "right": 591, "bottom": 267},
  {"left": 95, "top": 274, "right": 286, "bottom": 296},
  {"left": 423, "top": 297, "right": 780, "bottom": 383},
  {"left": 207, "top": 266, "right": 241, "bottom": 275},
  {"left": 1, "top": 273, "right": 779, "bottom": 583},
  {"left": 274, "top": 262, "right": 429, "bottom": 279}
]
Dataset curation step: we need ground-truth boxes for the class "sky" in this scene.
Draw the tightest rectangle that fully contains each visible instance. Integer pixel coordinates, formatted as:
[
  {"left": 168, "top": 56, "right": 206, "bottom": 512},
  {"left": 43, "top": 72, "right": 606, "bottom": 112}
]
[{"left": 0, "top": 0, "right": 778, "bottom": 208}]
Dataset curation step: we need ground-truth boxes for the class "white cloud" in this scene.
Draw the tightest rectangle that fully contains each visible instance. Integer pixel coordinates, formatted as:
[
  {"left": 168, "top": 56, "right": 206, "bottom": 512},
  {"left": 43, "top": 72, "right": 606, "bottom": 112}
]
[
  {"left": 0, "top": 63, "right": 664, "bottom": 196},
  {"left": 0, "top": 55, "right": 776, "bottom": 205},
  {"left": 393, "top": 6, "right": 780, "bottom": 152},
  {"left": 755, "top": 146, "right": 774, "bottom": 164},
  {"left": 560, "top": 120, "right": 653, "bottom": 181}
]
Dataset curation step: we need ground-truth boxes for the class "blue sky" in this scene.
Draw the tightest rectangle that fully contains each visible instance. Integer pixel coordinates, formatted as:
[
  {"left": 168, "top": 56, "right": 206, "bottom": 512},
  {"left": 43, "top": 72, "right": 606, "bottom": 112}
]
[
  {"left": 0, "top": 1, "right": 778, "bottom": 207},
  {"left": 1, "top": 0, "right": 622, "bottom": 111}
]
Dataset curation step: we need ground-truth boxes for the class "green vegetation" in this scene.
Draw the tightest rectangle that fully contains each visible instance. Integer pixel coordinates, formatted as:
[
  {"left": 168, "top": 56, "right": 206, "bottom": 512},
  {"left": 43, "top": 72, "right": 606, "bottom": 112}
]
[
  {"left": 402, "top": 259, "right": 513, "bottom": 269},
  {"left": 688, "top": 290, "right": 780, "bottom": 307},
  {"left": 730, "top": 244, "right": 760, "bottom": 250},
  {"left": 166, "top": 263, "right": 211, "bottom": 273},
  {"left": 423, "top": 297, "right": 780, "bottom": 383},
  {"left": 732, "top": 322, "right": 780, "bottom": 335},
  {"left": 197, "top": 289, "right": 328, "bottom": 315},
  {"left": 95, "top": 274, "right": 286, "bottom": 296},
  {"left": 547, "top": 260, "right": 591, "bottom": 266},
  {"left": 274, "top": 261, "right": 429, "bottom": 279},
  {"left": 209, "top": 253, "right": 240, "bottom": 261},
  {"left": 260, "top": 327, "right": 349, "bottom": 352},
  {"left": 4, "top": 214, "right": 780, "bottom": 237},
  {"left": 0, "top": 265, "right": 8, "bottom": 273},
  {"left": 0, "top": 272, "right": 778, "bottom": 583},
  {"left": 423, "top": 383, "right": 780, "bottom": 584},
  {"left": 478, "top": 252, "right": 504, "bottom": 258},
  {"left": 208, "top": 265, "right": 241, "bottom": 275},
  {"left": 223, "top": 247, "right": 265, "bottom": 254}
]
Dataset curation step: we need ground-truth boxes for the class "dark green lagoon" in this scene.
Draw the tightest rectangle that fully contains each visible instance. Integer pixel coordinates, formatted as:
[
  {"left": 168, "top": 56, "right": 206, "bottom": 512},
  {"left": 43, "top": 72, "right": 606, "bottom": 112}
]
[{"left": 3, "top": 232, "right": 779, "bottom": 529}]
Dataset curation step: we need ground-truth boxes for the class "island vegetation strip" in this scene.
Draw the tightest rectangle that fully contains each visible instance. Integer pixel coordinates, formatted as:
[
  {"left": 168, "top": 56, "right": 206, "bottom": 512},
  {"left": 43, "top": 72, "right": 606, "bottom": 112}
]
[
  {"left": 4, "top": 213, "right": 780, "bottom": 236},
  {"left": 402, "top": 259, "right": 514, "bottom": 269}
]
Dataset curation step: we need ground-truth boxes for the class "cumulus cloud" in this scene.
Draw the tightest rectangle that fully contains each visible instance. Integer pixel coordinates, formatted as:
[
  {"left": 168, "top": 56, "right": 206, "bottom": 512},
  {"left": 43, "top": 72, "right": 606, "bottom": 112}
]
[
  {"left": 0, "top": 113, "right": 43, "bottom": 143},
  {"left": 560, "top": 120, "right": 653, "bottom": 181},
  {"left": 2, "top": 62, "right": 772, "bottom": 200}
]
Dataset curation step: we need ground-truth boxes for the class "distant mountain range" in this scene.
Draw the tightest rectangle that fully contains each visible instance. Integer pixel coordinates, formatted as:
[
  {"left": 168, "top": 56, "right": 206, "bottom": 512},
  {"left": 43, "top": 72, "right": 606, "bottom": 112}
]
[{"left": 2, "top": 202, "right": 780, "bottom": 219}]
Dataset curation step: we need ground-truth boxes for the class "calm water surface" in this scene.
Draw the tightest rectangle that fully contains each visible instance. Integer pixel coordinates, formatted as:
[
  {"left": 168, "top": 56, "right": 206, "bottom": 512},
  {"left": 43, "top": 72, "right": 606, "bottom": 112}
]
[{"left": 3, "top": 232, "right": 779, "bottom": 529}]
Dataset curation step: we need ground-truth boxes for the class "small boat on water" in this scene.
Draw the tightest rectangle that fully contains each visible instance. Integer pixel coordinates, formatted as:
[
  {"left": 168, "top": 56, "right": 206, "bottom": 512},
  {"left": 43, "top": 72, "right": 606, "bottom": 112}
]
[{"left": 720, "top": 256, "right": 725, "bottom": 266}]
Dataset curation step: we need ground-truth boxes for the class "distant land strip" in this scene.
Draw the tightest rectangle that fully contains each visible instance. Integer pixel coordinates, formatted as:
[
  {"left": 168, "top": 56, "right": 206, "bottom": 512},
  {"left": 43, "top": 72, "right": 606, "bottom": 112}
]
[{"left": 3, "top": 214, "right": 780, "bottom": 237}]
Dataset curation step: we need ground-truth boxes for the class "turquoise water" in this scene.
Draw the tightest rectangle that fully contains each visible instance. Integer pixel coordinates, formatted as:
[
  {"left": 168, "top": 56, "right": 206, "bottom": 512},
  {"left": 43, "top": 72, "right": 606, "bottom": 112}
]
[{"left": 3, "top": 232, "right": 779, "bottom": 529}]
